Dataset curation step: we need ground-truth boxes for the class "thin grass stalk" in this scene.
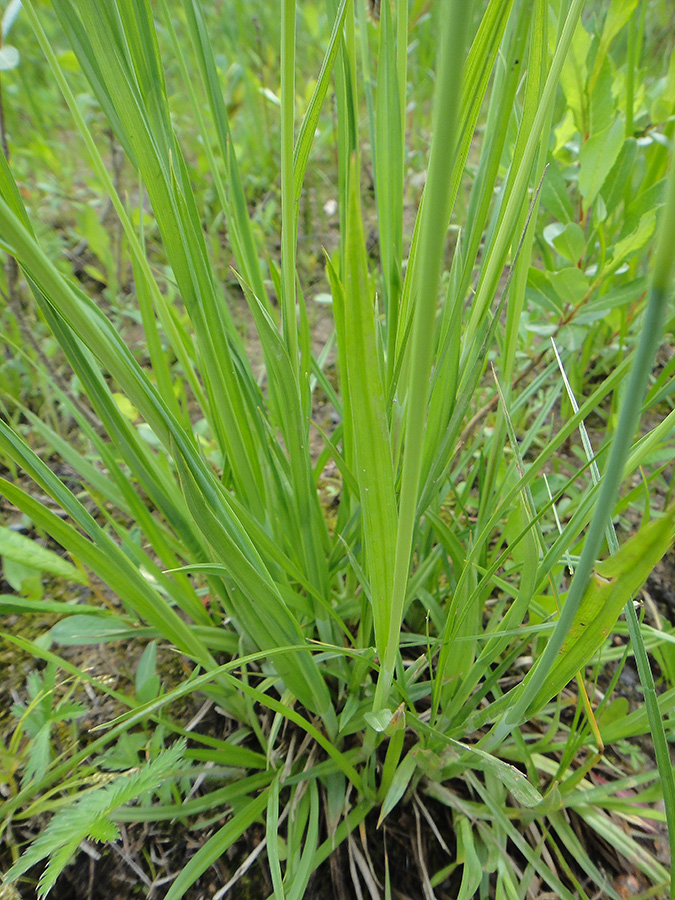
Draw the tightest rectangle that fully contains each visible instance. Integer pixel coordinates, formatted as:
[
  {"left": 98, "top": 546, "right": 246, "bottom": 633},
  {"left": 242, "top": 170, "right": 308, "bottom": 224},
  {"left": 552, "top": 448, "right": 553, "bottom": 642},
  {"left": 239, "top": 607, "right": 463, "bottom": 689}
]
[
  {"left": 395, "top": 0, "right": 407, "bottom": 120},
  {"left": 281, "top": 0, "right": 299, "bottom": 371},
  {"left": 355, "top": 0, "right": 376, "bottom": 188},
  {"left": 375, "top": 0, "right": 403, "bottom": 381},
  {"left": 497, "top": 1, "right": 548, "bottom": 389},
  {"left": 632, "top": 141, "right": 675, "bottom": 899},
  {"left": 329, "top": 0, "right": 358, "bottom": 287},
  {"left": 158, "top": 2, "right": 261, "bottom": 311},
  {"left": 293, "top": 0, "right": 350, "bottom": 202},
  {"left": 21, "top": 0, "right": 197, "bottom": 419},
  {"left": 66, "top": 0, "right": 267, "bottom": 514},
  {"left": 463, "top": 0, "right": 584, "bottom": 348},
  {"left": 393, "top": 0, "right": 516, "bottom": 380},
  {"left": 178, "top": 0, "right": 271, "bottom": 310},
  {"left": 476, "top": 0, "right": 548, "bottom": 531},
  {"left": 373, "top": 1, "right": 472, "bottom": 712}
]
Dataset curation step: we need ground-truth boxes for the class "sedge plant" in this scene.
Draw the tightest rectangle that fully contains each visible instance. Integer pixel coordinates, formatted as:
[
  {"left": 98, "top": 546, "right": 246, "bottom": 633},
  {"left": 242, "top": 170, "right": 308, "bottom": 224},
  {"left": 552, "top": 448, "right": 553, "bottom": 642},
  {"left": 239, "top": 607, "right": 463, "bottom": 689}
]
[{"left": 1, "top": 0, "right": 675, "bottom": 897}]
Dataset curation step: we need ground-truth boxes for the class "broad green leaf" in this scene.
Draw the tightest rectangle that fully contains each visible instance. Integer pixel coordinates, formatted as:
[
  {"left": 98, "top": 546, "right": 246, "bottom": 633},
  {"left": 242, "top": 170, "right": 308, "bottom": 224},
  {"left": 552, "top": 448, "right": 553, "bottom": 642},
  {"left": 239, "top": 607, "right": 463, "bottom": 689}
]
[
  {"left": 588, "top": 0, "right": 638, "bottom": 96},
  {"left": 606, "top": 209, "right": 657, "bottom": 274},
  {"left": 3, "top": 558, "right": 42, "bottom": 599},
  {"left": 596, "top": 697, "right": 629, "bottom": 728},
  {"left": 601, "top": 137, "right": 638, "bottom": 213},
  {"left": 543, "top": 222, "right": 585, "bottom": 262},
  {"left": 583, "top": 276, "right": 647, "bottom": 314},
  {"left": 47, "top": 615, "right": 138, "bottom": 645},
  {"left": 589, "top": 55, "right": 615, "bottom": 135},
  {"left": 625, "top": 180, "right": 665, "bottom": 233},
  {"left": 540, "top": 157, "right": 575, "bottom": 222},
  {"left": 532, "top": 508, "right": 675, "bottom": 709},
  {"left": 0, "top": 526, "right": 87, "bottom": 585},
  {"left": 558, "top": 18, "right": 590, "bottom": 131},
  {"left": 526, "top": 267, "right": 564, "bottom": 315},
  {"left": 578, "top": 118, "right": 625, "bottom": 208},
  {"left": 548, "top": 266, "right": 589, "bottom": 306}
]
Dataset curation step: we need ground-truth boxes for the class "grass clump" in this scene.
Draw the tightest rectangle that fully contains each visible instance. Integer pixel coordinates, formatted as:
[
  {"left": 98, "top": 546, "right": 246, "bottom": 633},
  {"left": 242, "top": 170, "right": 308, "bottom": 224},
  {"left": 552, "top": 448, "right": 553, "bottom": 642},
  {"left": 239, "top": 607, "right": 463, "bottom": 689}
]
[{"left": 1, "top": 1, "right": 675, "bottom": 897}]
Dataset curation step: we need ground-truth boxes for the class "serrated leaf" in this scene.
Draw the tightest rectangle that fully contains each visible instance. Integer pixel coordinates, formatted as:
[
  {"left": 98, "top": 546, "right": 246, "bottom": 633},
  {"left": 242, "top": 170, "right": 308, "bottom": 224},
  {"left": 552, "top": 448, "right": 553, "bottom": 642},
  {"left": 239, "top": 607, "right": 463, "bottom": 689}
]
[
  {"left": 87, "top": 819, "right": 120, "bottom": 843},
  {"left": 100, "top": 732, "right": 146, "bottom": 772},
  {"left": 5, "top": 740, "right": 186, "bottom": 897},
  {"left": 23, "top": 724, "right": 52, "bottom": 785}
]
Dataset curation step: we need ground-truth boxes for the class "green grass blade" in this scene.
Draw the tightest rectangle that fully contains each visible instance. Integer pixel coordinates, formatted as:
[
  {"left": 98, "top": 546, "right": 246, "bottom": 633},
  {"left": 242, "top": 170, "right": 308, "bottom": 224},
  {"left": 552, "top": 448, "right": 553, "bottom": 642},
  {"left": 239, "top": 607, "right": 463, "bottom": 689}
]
[
  {"left": 374, "top": 0, "right": 403, "bottom": 373},
  {"left": 294, "top": 0, "right": 349, "bottom": 202},
  {"left": 342, "top": 155, "right": 398, "bottom": 665},
  {"left": 163, "top": 791, "right": 270, "bottom": 900},
  {"left": 378, "top": 0, "right": 472, "bottom": 709},
  {"left": 464, "top": 0, "right": 584, "bottom": 347},
  {"left": 177, "top": 0, "right": 270, "bottom": 308}
]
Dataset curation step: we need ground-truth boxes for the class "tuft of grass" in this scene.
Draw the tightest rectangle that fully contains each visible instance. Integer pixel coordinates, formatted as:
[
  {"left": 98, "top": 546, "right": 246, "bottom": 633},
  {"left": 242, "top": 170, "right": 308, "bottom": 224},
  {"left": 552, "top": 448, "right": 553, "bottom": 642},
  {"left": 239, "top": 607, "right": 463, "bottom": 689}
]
[{"left": 1, "top": 1, "right": 675, "bottom": 897}]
